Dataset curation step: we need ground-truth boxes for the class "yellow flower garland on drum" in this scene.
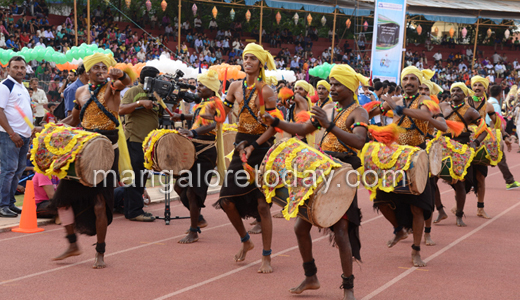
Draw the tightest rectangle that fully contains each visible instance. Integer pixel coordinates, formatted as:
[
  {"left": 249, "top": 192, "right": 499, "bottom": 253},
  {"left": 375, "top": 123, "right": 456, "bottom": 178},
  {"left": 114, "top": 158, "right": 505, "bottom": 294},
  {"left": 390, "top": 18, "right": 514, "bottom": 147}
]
[
  {"left": 469, "top": 125, "right": 503, "bottom": 166},
  {"left": 142, "top": 129, "right": 179, "bottom": 170},
  {"left": 359, "top": 142, "right": 420, "bottom": 200},
  {"left": 30, "top": 123, "right": 101, "bottom": 179},
  {"left": 426, "top": 132, "right": 475, "bottom": 181},
  {"left": 261, "top": 138, "right": 341, "bottom": 220}
]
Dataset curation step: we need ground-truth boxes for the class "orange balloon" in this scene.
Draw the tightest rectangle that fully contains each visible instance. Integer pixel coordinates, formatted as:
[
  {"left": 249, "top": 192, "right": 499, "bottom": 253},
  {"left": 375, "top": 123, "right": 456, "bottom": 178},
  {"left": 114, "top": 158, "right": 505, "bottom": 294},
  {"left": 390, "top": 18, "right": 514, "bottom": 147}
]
[{"left": 237, "top": 71, "right": 246, "bottom": 79}]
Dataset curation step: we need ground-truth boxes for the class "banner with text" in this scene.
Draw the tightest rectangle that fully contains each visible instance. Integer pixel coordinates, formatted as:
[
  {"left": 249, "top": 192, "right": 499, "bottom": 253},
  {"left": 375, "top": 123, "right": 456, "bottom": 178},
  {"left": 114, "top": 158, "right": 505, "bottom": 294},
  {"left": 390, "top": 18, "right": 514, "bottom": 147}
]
[{"left": 369, "top": 0, "right": 407, "bottom": 84}]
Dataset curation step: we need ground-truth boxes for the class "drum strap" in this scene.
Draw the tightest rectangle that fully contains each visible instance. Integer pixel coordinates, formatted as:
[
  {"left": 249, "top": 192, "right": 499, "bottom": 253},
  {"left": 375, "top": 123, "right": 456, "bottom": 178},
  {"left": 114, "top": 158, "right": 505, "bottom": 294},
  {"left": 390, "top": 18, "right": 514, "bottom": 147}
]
[
  {"left": 320, "top": 101, "right": 357, "bottom": 156},
  {"left": 446, "top": 107, "right": 470, "bottom": 131},
  {"left": 191, "top": 138, "right": 216, "bottom": 156},
  {"left": 79, "top": 82, "right": 120, "bottom": 127},
  {"left": 286, "top": 104, "right": 295, "bottom": 122},
  {"left": 397, "top": 97, "right": 426, "bottom": 137},
  {"left": 238, "top": 81, "right": 267, "bottom": 127}
]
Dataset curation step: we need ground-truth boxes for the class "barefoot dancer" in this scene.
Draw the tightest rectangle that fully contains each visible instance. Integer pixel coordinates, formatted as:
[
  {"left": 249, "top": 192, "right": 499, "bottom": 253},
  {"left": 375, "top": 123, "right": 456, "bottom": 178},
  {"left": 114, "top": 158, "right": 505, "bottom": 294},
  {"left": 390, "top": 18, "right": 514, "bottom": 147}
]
[
  {"left": 262, "top": 64, "right": 367, "bottom": 300},
  {"left": 469, "top": 77, "right": 517, "bottom": 219},
  {"left": 434, "top": 83, "right": 487, "bottom": 227},
  {"left": 171, "top": 70, "right": 221, "bottom": 244},
  {"left": 213, "top": 43, "right": 278, "bottom": 273},
  {"left": 369, "top": 66, "right": 446, "bottom": 267},
  {"left": 419, "top": 79, "right": 446, "bottom": 245},
  {"left": 53, "top": 53, "right": 131, "bottom": 268}
]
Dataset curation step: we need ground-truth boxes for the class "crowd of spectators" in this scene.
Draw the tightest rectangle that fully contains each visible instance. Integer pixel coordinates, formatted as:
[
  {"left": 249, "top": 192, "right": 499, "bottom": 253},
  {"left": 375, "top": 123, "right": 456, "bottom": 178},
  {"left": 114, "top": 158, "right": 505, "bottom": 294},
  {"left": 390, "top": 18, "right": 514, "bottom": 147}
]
[{"left": 2, "top": 2, "right": 520, "bottom": 99}]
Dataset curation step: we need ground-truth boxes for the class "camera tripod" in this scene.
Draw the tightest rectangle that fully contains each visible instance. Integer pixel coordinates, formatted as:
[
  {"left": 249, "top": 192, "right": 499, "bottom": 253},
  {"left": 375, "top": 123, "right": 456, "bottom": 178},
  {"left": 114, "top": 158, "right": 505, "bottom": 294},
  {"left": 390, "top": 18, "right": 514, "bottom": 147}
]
[{"left": 155, "top": 173, "right": 189, "bottom": 225}]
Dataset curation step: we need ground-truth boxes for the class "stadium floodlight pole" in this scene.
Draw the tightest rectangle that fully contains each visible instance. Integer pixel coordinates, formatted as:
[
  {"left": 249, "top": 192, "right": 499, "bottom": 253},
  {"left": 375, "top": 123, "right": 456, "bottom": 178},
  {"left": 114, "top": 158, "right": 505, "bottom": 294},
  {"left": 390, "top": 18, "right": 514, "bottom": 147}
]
[
  {"left": 259, "top": 0, "right": 264, "bottom": 44},
  {"left": 178, "top": 0, "right": 182, "bottom": 54},
  {"left": 87, "top": 0, "right": 91, "bottom": 44},
  {"left": 74, "top": 0, "right": 78, "bottom": 46},
  {"left": 331, "top": 6, "right": 337, "bottom": 64},
  {"left": 471, "top": 11, "right": 481, "bottom": 74},
  {"left": 401, "top": 16, "right": 408, "bottom": 70}
]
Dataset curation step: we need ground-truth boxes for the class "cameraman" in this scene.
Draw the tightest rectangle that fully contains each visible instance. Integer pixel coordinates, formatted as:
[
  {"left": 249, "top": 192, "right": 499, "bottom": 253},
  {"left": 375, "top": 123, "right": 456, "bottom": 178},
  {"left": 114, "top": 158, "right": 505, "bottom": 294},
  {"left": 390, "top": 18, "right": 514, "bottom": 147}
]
[{"left": 118, "top": 66, "right": 161, "bottom": 222}]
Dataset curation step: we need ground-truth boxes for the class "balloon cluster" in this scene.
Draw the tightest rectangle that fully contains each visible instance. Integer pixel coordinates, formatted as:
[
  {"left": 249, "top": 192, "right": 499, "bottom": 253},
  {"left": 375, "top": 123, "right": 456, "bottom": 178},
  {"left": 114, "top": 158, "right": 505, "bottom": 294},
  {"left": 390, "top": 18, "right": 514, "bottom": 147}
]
[
  {"left": 146, "top": 56, "right": 203, "bottom": 79},
  {"left": 264, "top": 69, "right": 297, "bottom": 83},
  {"left": 0, "top": 43, "right": 113, "bottom": 66},
  {"left": 309, "top": 62, "right": 335, "bottom": 79},
  {"left": 209, "top": 63, "right": 245, "bottom": 81}
]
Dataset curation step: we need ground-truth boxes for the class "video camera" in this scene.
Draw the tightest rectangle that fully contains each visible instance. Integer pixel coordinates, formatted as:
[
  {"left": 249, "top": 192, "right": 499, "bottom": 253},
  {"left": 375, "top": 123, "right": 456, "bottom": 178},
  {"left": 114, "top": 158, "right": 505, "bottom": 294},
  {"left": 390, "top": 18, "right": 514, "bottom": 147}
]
[{"left": 142, "top": 70, "right": 201, "bottom": 105}]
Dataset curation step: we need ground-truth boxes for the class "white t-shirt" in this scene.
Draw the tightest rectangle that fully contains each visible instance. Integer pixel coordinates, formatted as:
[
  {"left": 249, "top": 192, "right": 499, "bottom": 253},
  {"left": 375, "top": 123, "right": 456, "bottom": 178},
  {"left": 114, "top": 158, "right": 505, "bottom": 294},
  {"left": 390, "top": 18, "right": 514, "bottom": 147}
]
[
  {"left": 32, "top": 88, "right": 48, "bottom": 117},
  {"left": 0, "top": 76, "right": 33, "bottom": 138}
]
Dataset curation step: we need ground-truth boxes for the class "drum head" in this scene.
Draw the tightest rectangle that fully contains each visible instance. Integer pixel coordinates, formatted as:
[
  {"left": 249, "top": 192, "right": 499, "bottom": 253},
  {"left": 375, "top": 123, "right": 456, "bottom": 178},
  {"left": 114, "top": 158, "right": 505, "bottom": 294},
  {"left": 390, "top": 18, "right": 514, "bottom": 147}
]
[
  {"left": 429, "top": 142, "right": 443, "bottom": 176},
  {"left": 408, "top": 150, "right": 428, "bottom": 195},
  {"left": 311, "top": 164, "right": 357, "bottom": 228},
  {"left": 221, "top": 131, "right": 237, "bottom": 169},
  {"left": 77, "top": 136, "right": 115, "bottom": 186},
  {"left": 155, "top": 133, "right": 196, "bottom": 175}
]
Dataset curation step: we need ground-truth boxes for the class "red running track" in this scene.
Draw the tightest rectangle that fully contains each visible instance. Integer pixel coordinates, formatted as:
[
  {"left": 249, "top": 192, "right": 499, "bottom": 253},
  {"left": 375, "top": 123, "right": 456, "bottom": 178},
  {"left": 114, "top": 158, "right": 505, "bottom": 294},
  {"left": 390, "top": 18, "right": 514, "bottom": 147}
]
[{"left": 1, "top": 154, "right": 520, "bottom": 300}]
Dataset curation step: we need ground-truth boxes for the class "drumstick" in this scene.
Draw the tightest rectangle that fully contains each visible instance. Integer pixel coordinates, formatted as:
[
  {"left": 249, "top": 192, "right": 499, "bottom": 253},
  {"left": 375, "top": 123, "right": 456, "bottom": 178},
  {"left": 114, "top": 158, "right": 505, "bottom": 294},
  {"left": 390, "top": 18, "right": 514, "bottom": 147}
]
[
  {"left": 15, "top": 104, "right": 34, "bottom": 130},
  {"left": 153, "top": 92, "right": 174, "bottom": 117},
  {"left": 257, "top": 81, "right": 265, "bottom": 115}
]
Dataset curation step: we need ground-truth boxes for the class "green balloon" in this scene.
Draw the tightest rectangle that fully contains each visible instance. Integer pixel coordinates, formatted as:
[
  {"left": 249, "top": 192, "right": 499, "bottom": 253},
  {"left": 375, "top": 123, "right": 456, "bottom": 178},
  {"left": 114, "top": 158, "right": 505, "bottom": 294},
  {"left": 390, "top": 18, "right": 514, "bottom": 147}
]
[
  {"left": 24, "top": 50, "right": 33, "bottom": 61},
  {"left": 78, "top": 48, "right": 86, "bottom": 58},
  {"left": 309, "top": 68, "right": 316, "bottom": 77},
  {"left": 104, "top": 49, "right": 114, "bottom": 56},
  {"left": 66, "top": 50, "right": 74, "bottom": 61},
  {"left": 0, "top": 50, "right": 7, "bottom": 61},
  {"left": 85, "top": 49, "right": 94, "bottom": 56}
]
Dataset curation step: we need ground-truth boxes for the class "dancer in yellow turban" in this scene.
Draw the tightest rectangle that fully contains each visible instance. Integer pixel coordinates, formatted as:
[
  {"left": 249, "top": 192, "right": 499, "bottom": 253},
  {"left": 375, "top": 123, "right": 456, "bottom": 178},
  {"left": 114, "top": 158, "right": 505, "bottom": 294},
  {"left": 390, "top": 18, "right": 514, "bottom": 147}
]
[
  {"left": 316, "top": 80, "right": 333, "bottom": 108},
  {"left": 470, "top": 76, "right": 518, "bottom": 219},
  {"left": 170, "top": 69, "right": 222, "bottom": 244},
  {"left": 369, "top": 65, "right": 447, "bottom": 268},
  {"left": 260, "top": 64, "right": 370, "bottom": 299},
  {"left": 52, "top": 52, "right": 132, "bottom": 268},
  {"left": 210, "top": 43, "right": 279, "bottom": 274}
]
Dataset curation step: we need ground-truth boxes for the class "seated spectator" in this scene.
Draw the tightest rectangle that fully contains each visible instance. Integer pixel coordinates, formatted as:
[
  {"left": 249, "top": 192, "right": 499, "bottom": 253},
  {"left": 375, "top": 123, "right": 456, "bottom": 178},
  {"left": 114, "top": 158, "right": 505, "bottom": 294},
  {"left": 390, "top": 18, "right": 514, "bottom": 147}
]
[
  {"left": 216, "top": 29, "right": 224, "bottom": 40},
  {"left": 194, "top": 16, "right": 202, "bottom": 34},
  {"left": 209, "top": 18, "right": 217, "bottom": 32},
  {"left": 33, "top": 173, "right": 59, "bottom": 219},
  {"left": 433, "top": 50, "right": 442, "bottom": 63}
]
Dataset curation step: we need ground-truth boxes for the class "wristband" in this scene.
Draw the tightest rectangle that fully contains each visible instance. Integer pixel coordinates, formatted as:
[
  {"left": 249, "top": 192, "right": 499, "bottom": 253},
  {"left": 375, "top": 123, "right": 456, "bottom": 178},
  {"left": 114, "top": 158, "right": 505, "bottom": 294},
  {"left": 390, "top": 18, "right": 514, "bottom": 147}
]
[
  {"left": 190, "top": 130, "right": 198, "bottom": 138},
  {"left": 119, "top": 72, "right": 127, "bottom": 81},
  {"left": 394, "top": 105, "right": 405, "bottom": 117},
  {"left": 326, "top": 122, "right": 335, "bottom": 132},
  {"left": 180, "top": 114, "right": 185, "bottom": 121},
  {"left": 271, "top": 117, "right": 280, "bottom": 127},
  {"left": 251, "top": 141, "right": 260, "bottom": 150}
]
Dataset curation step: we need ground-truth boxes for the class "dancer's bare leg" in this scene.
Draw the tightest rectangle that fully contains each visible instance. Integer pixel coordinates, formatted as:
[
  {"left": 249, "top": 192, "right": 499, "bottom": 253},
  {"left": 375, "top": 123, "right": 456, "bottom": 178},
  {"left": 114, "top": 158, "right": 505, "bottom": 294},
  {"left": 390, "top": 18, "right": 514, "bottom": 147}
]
[
  {"left": 257, "top": 197, "right": 273, "bottom": 273},
  {"left": 93, "top": 195, "right": 107, "bottom": 269},
  {"left": 289, "top": 217, "right": 320, "bottom": 294},
  {"left": 221, "top": 199, "right": 254, "bottom": 262}
]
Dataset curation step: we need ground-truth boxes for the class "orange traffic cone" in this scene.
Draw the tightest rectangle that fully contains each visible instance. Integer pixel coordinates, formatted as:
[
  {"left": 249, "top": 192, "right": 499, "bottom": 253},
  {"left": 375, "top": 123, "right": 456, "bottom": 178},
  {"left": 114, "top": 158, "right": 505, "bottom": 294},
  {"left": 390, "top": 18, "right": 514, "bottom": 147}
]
[{"left": 12, "top": 180, "right": 45, "bottom": 233}]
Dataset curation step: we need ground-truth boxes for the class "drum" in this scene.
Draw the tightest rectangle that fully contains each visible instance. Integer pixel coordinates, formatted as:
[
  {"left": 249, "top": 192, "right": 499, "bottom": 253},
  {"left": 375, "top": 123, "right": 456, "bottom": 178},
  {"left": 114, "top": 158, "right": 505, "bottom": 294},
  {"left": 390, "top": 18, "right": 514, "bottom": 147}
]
[
  {"left": 360, "top": 142, "right": 428, "bottom": 197},
  {"left": 428, "top": 142, "right": 443, "bottom": 176},
  {"left": 221, "top": 126, "right": 237, "bottom": 169},
  {"left": 470, "top": 127, "right": 502, "bottom": 166},
  {"left": 428, "top": 136, "right": 475, "bottom": 183},
  {"left": 31, "top": 124, "right": 114, "bottom": 187},
  {"left": 143, "top": 129, "right": 196, "bottom": 175},
  {"left": 259, "top": 138, "right": 357, "bottom": 228}
]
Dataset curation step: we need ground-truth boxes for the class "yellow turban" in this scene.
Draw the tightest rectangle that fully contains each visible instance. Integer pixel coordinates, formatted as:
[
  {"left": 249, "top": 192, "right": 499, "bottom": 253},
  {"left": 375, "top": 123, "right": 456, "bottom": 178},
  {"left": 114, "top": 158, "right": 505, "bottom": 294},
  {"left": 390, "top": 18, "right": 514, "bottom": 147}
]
[
  {"left": 423, "top": 80, "right": 442, "bottom": 96},
  {"left": 470, "top": 75, "right": 489, "bottom": 91},
  {"left": 401, "top": 66, "right": 434, "bottom": 84},
  {"left": 450, "top": 82, "right": 474, "bottom": 97},
  {"left": 295, "top": 80, "right": 315, "bottom": 95},
  {"left": 329, "top": 64, "right": 368, "bottom": 103},
  {"left": 197, "top": 70, "right": 221, "bottom": 97},
  {"left": 242, "top": 43, "right": 276, "bottom": 81},
  {"left": 317, "top": 80, "right": 330, "bottom": 91},
  {"left": 264, "top": 76, "right": 278, "bottom": 87},
  {"left": 83, "top": 53, "right": 116, "bottom": 72}
]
